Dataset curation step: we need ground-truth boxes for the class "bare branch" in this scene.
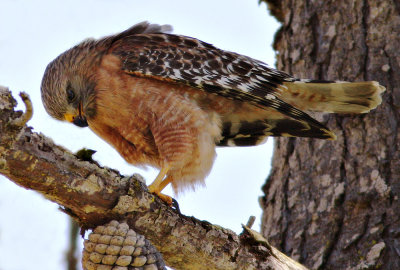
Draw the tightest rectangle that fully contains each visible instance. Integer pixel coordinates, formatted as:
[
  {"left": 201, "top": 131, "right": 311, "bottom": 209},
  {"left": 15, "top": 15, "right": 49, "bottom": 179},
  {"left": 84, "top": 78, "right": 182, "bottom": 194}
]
[{"left": 0, "top": 86, "right": 307, "bottom": 270}]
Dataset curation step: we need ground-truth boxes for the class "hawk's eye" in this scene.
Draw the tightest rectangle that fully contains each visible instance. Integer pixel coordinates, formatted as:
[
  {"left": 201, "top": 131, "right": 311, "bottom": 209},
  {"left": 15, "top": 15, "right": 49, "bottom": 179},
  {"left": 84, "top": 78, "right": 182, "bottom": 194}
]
[{"left": 66, "top": 88, "right": 75, "bottom": 102}]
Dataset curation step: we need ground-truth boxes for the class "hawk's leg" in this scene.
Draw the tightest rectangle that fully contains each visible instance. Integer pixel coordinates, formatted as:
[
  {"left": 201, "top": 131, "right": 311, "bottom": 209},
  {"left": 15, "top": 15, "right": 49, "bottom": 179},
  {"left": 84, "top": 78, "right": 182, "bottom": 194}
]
[{"left": 148, "top": 165, "right": 174, "bottom": 206}]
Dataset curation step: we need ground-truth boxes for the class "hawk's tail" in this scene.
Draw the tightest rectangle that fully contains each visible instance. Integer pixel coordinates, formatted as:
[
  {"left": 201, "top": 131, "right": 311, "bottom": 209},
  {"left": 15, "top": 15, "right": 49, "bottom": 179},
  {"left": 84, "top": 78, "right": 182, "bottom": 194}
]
[
  {"left": 281, "top": 80, "right": 385, "bottom": 113},
  {"left": 217, "top": 117, "right": 336, "bottom": 147}
]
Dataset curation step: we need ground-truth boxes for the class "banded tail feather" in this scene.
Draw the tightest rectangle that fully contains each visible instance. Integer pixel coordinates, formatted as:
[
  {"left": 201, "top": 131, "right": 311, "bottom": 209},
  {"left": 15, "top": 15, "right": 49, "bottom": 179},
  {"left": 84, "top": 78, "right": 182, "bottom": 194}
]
[
  {"left": 217, "top": 117, "right": 336, "bottom": 147},
  {"left": 217, "top": 80, "right": 385, "bottom": 146},
  {"left": 280, "top": 80, "right": 385, "bottom": 113}
]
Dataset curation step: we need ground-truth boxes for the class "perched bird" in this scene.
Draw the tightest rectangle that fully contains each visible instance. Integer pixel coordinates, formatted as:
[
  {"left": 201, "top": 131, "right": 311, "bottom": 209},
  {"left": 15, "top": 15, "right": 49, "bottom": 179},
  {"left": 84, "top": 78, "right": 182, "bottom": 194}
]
[{"left": 41, "top": 21, "right": 385, "bottom": 205}]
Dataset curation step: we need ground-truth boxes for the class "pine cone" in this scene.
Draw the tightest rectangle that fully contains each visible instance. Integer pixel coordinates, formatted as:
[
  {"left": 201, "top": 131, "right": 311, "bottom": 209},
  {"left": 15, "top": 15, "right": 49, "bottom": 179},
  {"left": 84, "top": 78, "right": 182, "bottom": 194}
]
[{"left": 82, "top": 220, "right": 166, "bottom": 270}]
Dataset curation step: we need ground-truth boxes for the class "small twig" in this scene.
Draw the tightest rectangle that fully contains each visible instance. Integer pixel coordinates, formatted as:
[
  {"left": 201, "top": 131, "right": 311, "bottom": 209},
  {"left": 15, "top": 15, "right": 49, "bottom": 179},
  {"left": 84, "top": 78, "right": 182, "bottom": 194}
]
[
  {"left": 12, "top": 92, "right": 33, "bottom": 126},
  {"left": 246, "top": 215, "right": 256, "bottom": 228},
  {"left": 66, "top": 218, "right": 79, "bottom": 270}
]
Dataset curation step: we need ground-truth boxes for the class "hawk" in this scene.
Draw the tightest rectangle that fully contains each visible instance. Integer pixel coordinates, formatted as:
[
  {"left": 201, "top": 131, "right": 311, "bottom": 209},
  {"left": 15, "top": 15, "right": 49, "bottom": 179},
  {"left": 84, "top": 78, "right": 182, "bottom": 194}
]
[{"left": 41, "top": 22, "right": 385, "bottom": 205}]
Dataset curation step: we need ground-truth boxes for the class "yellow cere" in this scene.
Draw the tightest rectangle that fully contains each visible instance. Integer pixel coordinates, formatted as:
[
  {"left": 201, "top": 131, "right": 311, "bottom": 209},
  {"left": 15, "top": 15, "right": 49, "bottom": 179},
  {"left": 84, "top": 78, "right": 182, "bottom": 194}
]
[{"left": 64, "top": 113, "right": 75, "bottom": 122}]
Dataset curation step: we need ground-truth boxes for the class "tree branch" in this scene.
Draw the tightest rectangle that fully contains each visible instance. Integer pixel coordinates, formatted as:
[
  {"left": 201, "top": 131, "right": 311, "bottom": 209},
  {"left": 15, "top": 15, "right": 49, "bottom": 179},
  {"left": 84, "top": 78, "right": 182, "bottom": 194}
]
[{"left": 0, "top": 86, "right": 308, "bottom": 270}]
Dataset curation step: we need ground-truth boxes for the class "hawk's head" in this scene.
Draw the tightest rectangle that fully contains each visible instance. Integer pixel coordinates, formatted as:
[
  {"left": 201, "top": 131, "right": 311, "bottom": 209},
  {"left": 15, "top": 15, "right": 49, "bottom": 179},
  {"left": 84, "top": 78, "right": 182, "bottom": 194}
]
[{"left": 41, "top": 39, "right": 99, "bottom": 128}]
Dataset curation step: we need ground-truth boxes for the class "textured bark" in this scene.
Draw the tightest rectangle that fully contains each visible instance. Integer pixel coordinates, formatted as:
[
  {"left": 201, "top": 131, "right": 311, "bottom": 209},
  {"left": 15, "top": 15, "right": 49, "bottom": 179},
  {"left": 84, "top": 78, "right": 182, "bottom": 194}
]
[
  {"left": 261, "top": 0, "right": 400, "bottom": 269},
  {"left": 0, "top": 86, "right": 307, "bottom": 270}
]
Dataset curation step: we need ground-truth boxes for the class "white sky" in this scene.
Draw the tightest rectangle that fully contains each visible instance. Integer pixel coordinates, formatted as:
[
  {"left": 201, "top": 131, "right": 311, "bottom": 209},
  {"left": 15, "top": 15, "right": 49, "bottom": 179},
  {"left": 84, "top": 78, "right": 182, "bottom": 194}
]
[{"left": 0, "top": 1, "right": 280, "bottom": 269}]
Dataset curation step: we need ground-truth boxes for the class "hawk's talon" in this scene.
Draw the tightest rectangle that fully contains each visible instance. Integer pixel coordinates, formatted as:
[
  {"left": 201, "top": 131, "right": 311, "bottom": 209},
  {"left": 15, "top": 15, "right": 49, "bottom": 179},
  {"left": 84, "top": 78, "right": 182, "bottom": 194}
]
[{"left": 171, "top": 198, "right": 181, "bottom": 213}]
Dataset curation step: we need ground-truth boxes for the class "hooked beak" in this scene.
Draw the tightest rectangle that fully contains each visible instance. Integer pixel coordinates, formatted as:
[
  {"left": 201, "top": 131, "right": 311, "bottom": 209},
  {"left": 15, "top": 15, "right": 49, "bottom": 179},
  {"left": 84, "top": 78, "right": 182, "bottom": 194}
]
[
  {"left": 72, "top": 115, "right": 89, "bottom": 127},
  {"left": 64, "top": 102, "right": 89, "bottom": 128}
]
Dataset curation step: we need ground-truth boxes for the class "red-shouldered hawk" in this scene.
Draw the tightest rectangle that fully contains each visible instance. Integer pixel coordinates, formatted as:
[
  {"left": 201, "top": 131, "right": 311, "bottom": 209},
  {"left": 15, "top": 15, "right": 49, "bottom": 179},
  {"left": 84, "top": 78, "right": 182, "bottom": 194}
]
[{"left": 41, "top": 22, "right": 385, "bottom": 205}]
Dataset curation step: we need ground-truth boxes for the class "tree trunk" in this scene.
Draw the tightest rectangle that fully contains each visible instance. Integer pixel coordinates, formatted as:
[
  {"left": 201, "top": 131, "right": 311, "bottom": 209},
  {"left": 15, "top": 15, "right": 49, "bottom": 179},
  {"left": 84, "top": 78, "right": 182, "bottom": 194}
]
[{"left": 261, "top": 0, "right": 400, "bottom": 269}]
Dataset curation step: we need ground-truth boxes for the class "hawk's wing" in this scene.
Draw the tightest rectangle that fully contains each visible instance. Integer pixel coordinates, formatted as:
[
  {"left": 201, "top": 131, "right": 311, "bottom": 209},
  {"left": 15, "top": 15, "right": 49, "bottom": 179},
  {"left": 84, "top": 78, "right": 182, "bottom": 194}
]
[{"left": 108, "top": 22, "right": 335, "bottom": 141}]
